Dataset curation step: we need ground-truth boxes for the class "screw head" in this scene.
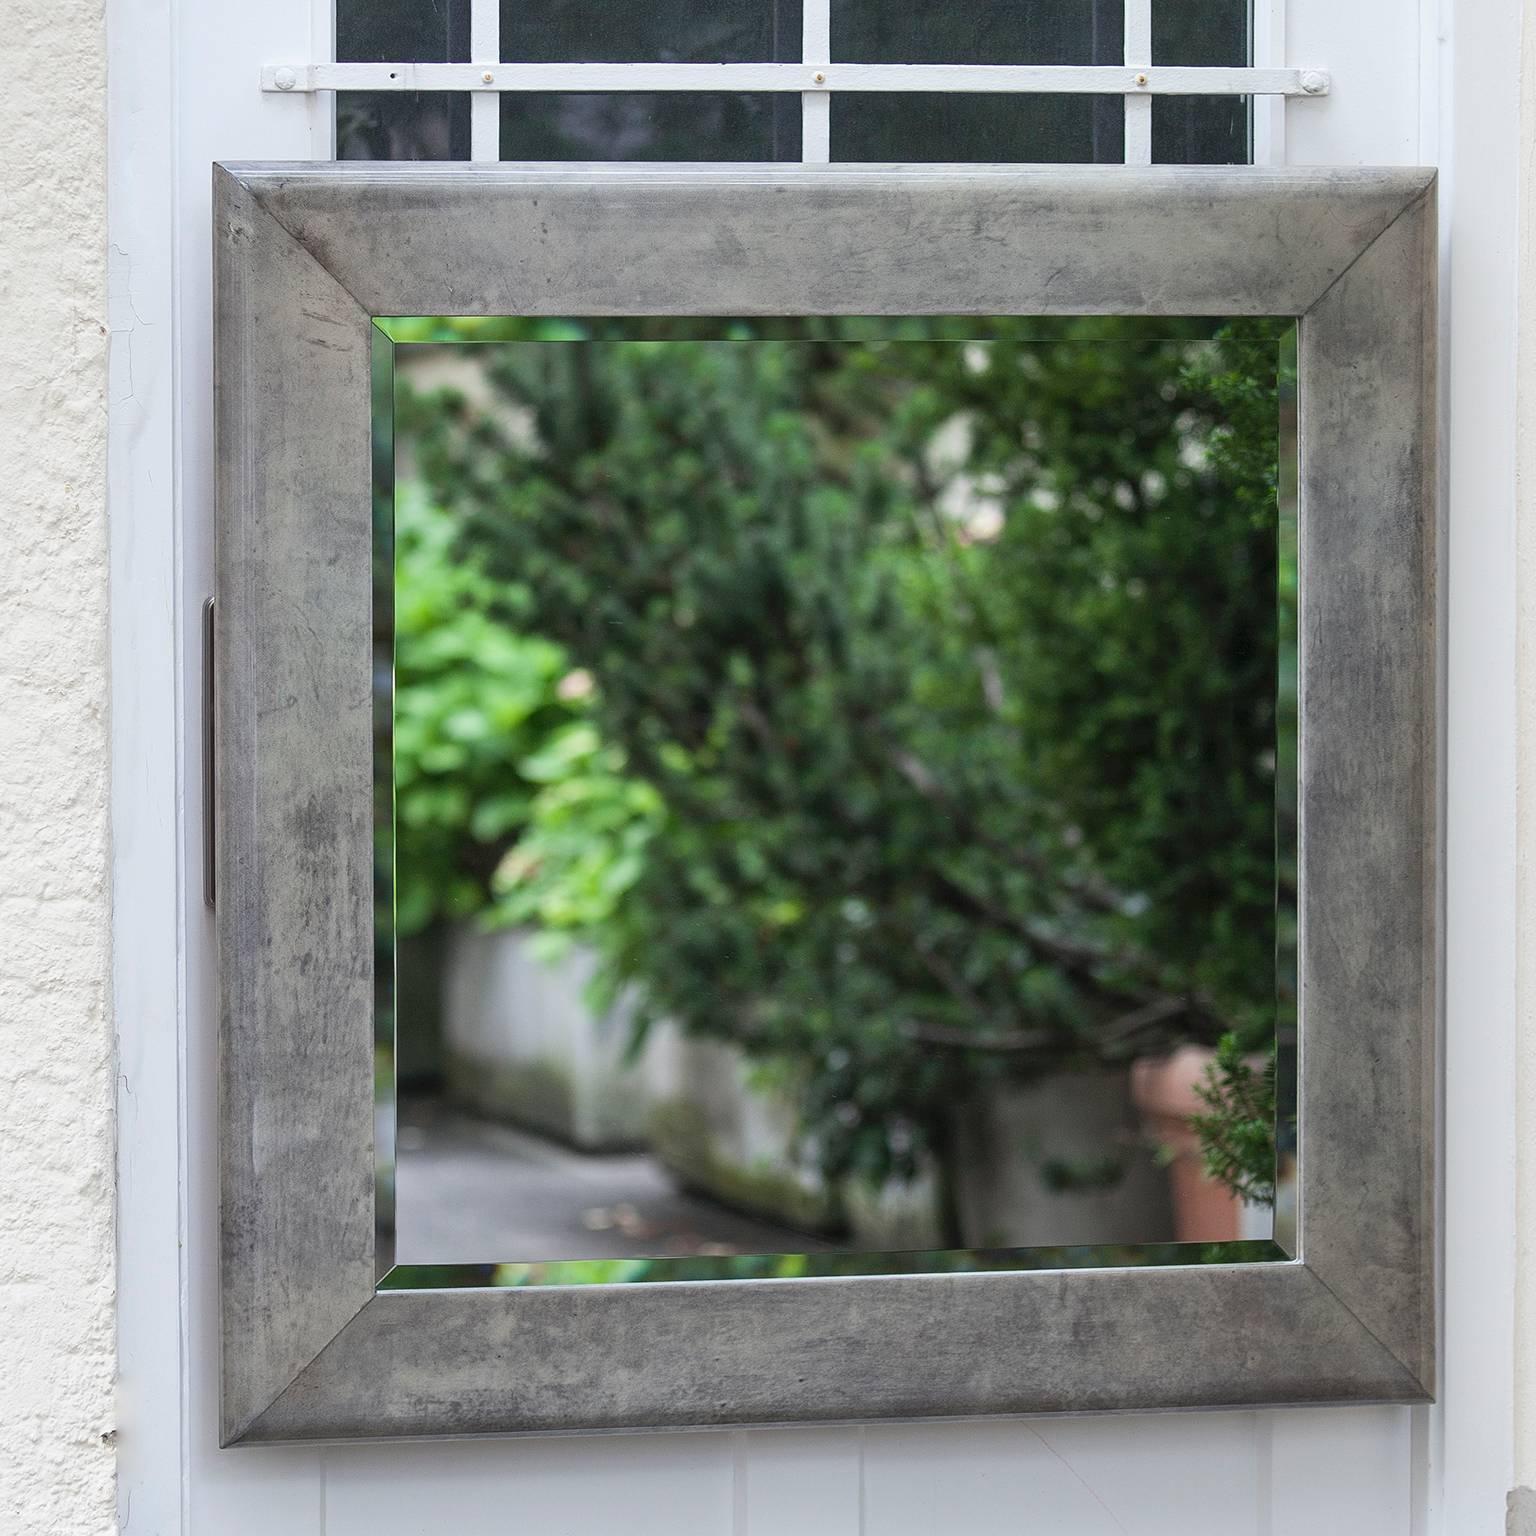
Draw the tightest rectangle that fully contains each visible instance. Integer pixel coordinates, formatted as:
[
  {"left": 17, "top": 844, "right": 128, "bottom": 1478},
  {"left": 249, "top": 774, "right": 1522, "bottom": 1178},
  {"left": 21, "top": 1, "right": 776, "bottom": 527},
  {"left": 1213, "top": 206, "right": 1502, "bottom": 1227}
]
[
  {"left": 813, "top": 70, "right": 826, "bottom": 84},
  {"left": 1134, "top": 72, "right": 1148, "bottom": 87},
  {"left": 273, "top": 66, "right": 297, "bottom": 91},
  {"left": 1300, "top": 69, "right": 1328, "bottom": 95},
  {"left": 482, "top": 70, "right": 495, "bottom": 84}
]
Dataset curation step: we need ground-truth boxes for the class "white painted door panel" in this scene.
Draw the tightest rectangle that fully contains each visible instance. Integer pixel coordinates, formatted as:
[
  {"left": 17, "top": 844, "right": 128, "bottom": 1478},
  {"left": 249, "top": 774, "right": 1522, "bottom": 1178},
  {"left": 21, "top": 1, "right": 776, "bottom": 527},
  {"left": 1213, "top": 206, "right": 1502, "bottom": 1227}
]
[
  {"left": 324, "top": 1434, "right": 738, "bottom": 1533},
  {"left": 734, "top": 1430, "right": 864, "bottom": 1535},
  {"left": 861, "top": 1415, "right": 1266, "bottom": 1535},
  {"left": 315, "top": 1411, "right": 1415, "bottom": 1536},
  {"left": 1268, "top": 1409, "right": 1415, "bottom": 1534},
  {"left": 110, "top": 0, "right": 1506, "bottom": 1531}
]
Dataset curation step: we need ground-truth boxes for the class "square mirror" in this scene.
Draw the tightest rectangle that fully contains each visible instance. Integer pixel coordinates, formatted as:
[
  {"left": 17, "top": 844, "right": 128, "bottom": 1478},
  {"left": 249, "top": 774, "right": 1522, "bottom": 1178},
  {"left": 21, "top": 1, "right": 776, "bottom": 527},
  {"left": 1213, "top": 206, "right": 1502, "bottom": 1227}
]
[
  {"left": 214, "top": 163, "right": 1435, "bottom": 1443},
  {"left": 373, "top": 317, "right": 1300, "bottom": 1289}
]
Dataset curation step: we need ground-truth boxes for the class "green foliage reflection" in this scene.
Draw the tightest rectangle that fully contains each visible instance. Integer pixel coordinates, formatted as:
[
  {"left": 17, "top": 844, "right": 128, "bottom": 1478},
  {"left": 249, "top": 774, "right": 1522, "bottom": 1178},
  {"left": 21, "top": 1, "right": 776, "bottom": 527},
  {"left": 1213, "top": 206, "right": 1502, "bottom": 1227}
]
[{"left": 389, "top": 317, "right": 1295, "bottom": 1218}]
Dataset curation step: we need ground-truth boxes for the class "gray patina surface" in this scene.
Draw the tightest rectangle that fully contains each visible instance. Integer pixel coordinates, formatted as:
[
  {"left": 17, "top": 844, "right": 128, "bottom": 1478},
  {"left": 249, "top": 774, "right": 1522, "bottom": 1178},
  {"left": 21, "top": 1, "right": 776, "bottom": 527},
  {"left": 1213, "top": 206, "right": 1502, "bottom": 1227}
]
[
  {"left": 216, "top": 163, "right": 1438, "bottom": 1443},
  {"left": 1511, "top": 1487, "right": 1536, "bottom": 1536}
]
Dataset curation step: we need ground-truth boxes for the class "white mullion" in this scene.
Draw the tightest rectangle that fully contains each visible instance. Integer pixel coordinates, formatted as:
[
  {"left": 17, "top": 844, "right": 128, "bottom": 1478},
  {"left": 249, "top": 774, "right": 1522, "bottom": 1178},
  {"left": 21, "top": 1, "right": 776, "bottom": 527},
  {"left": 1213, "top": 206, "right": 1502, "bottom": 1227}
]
[
  {"left": 1251, "top": 0, "right": 1285, "bottom": 167},
  {"left": 311, "top": 0, "right": 336, "bottom": 156},
  {"left": 802, "top": 0, "right": 830, "bottom": 164},
  {"left": 470, "top": 0, "right": 500, "bottom": 162},
  {"left": 1123, "top": 0, "right": 1153, "bottom": 165}
]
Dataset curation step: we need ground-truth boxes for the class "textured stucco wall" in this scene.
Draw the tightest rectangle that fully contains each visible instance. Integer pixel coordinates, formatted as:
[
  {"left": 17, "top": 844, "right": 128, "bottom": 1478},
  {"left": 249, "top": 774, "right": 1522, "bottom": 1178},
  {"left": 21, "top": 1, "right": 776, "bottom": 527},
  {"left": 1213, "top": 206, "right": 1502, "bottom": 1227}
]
[{"left": 0, "top": 0, "right": 116, "bottom": 1532}]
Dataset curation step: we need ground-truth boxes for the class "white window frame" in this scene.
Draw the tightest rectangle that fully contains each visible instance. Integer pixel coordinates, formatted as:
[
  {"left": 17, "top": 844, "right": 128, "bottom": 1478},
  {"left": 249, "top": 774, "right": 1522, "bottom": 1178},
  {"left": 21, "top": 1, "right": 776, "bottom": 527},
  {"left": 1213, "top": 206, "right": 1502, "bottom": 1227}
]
[{"left": 276, "top": 0, "right": 1326, "bottom": 167}]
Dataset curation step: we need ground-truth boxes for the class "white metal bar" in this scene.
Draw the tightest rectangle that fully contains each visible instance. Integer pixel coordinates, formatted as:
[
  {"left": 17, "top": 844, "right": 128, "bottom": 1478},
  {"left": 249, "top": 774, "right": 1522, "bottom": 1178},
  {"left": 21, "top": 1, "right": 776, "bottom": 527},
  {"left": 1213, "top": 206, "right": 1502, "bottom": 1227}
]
[
  {"left": 309, "top": 0, "right": 335, "bottom": 156},
  {"left": 801, "top": 0, "right": 831, "bottom": 164},
  {"left": 1123, "top": 0, "right": 1153, "bottom": 166},
  {"left": 1252, "top": 0, "right": 1286, "bottom": 166},
  {"left": 1123, "top": 0, "right": 1152, "bottom": 66},
  {"left": 801, "top": 92, "right": 831, "bottom": 160},
  {"left": 469, "top": 0, "right": 500, "bottom": 162},
  {"left": 1124, "top": 91, "right": 1153, "bottom": 162},
  {"left": 263, "top": 61, "right": 1331, "bottom": 96}
]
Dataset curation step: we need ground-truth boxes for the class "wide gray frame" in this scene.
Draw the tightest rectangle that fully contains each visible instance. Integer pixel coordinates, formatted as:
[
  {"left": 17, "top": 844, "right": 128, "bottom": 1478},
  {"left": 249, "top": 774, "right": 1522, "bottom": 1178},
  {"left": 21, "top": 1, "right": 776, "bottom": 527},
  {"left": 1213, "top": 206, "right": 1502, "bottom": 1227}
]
[{"left": 215, "top": 162, "right": 1437, "bottom": 1446}]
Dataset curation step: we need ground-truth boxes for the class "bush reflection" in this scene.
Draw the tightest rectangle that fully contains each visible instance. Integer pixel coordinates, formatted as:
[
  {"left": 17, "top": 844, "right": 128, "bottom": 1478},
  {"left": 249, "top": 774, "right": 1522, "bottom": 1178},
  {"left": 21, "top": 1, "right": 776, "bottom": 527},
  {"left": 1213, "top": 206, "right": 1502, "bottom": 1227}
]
[{"left": 376, "top": 318, "right": 1298, "bottom": 1283}]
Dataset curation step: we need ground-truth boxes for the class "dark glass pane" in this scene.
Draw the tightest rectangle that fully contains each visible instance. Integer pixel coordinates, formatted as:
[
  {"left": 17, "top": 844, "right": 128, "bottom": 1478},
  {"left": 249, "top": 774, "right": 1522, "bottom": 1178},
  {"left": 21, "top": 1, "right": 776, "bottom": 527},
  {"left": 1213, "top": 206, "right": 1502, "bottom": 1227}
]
[
  {"left": 1152, "top": 0, "right": 1250, "bottom": 163},
  {"left": 834, "top": 0, "right": 1121, "bottom": 66},
  {"left": 833, "top": 94, "right": 1122, "bottom": 163},
  {"left": 338, "top": 93, "right": 471, "bottom": 160},
  {"left": 500, "top": 93, "right": 799, "bottom": 160},
  {"left": 337, "top": 0, "right": 470, "bottom": 162},
  {"left": 1153, "top": 0, "right": 1248, "bottom": 66},
  {"left": 501, "top": 0, "right": 800, "bottom": 63},
  {"left": 337, "top": 0, "right": 469, "bottom": 62},
  {"left": 1153, "top": 96, "right": 1248, "bottom": 164}
]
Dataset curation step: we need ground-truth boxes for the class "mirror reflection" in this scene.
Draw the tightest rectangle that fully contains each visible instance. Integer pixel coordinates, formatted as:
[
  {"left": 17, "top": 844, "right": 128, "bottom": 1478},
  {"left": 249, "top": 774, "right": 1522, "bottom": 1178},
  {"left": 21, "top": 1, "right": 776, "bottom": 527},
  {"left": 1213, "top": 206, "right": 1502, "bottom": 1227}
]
[{"left": 373, "top": 317, "right": 1297, "bottom": 1286}]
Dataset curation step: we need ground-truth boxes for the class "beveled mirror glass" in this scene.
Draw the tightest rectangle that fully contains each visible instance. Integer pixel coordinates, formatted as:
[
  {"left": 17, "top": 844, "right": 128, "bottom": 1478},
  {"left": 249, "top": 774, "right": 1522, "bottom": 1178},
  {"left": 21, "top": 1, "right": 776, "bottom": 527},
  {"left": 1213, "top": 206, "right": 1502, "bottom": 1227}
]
[{"left": 374, "top": 317, "right": 1300, "bottom": 1288}]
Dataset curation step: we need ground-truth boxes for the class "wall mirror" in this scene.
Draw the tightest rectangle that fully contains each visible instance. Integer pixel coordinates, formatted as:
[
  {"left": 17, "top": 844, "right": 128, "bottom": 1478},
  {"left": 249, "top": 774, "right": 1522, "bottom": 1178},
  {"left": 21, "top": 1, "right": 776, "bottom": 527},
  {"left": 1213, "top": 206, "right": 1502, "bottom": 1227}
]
[
  {"left": 215, "top": 162, "right": 1436, "bottom": 1444},
  {"left": 378, "top": 315, "right": 1300, "bottom": 1287}
]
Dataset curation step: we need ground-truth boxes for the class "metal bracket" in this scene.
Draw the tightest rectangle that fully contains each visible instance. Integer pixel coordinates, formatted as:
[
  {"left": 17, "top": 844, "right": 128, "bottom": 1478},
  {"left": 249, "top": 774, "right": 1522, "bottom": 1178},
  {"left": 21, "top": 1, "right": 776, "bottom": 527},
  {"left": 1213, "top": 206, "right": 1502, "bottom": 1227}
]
[{"left": 203, "top": 597, "right": 216, "bottom": 909}]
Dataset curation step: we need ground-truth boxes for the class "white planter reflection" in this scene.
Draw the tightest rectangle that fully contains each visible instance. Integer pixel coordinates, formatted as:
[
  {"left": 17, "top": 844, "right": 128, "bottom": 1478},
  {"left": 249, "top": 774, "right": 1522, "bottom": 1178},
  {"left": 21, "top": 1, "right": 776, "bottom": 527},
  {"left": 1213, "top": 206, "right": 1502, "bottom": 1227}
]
[
  {"left": 441, "top": 925, "right": 670, "bottom": 1151},
  {"left": 438, "top": 925, "right": 910, "bottom": 1239},
  {"left": 439, "top": 925, "right": 1184, "bottom": 1251},
  {"left": 951, "top": 1071, "right": 1175, "bottom": 1249}
]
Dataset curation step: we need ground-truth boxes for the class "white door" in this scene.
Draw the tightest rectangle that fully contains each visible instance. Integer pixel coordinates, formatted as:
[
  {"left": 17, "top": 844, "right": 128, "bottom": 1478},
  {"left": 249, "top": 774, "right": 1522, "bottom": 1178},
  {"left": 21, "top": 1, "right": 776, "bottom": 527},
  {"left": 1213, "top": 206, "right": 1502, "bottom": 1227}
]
[{"left": 109, "top": 0, "right": 1514, "bottom": 1529}]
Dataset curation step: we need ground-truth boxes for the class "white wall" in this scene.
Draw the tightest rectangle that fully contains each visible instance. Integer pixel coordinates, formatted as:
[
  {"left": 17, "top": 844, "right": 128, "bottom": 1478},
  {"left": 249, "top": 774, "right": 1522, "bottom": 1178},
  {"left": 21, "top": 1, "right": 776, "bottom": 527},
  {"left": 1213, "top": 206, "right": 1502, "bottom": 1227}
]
[
  {"left": 0, "top": 1, "right": 117, "bottom": 1532},
  {"left": 104, "top": 1, "right": 1521, "bottom": 1533},
  {"left": 1430, "top": 0, "right": 1522, "bottom": 1526},
  {"left": 1514, "top": 0, "right": 1536, "bottom": 1517}
]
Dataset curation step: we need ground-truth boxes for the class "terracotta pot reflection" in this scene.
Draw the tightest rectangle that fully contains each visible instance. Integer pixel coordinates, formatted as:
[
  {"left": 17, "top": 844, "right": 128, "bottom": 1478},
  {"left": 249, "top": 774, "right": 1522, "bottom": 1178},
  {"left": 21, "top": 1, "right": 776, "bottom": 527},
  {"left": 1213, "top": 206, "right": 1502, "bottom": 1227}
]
[{"left": 1130, "top": 1045, "right": 1244, "bottom": 1243}]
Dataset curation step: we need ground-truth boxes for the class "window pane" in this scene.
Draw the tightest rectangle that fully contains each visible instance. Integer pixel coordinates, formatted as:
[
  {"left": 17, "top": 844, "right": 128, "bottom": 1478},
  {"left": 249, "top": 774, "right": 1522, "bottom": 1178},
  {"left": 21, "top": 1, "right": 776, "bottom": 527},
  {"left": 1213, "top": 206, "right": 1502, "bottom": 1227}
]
[
  {"left": 500, "top": 0, "right": 801, "bottom": 63},
  {"left": 500, "top": 94, "right": 800, "bottom": 160},
  {"left": 833, "top": 0, "right": 1122, "bottom": 66},
  {"left": 339, "top": 94, "right": 470, "bottom": 160},
  {"left": 337, "top": 0, "right": 471, "bottom": 162},
  {"left": 1153, "top": 0, "right": 1250, "bottom": 163},
  {"left": 1154, "top": 96, "right": 1248, "bottom": 165},
  {"left": 337, "top": 0, "right": 470, "bottom": 62},
  {"left": 1153, "top": 0, "right": 1248, "bottom": 66},
  {"left": 832, "top": 95, "right": 1123, "bottom": 164}
]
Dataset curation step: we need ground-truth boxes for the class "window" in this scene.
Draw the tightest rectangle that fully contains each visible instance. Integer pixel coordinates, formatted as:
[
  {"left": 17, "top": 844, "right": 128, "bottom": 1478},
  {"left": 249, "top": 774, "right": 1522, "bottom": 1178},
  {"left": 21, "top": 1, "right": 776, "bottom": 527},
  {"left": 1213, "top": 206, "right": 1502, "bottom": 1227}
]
[{"left": 332, "top": 0, "right": 1275, "bottom": 168}]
